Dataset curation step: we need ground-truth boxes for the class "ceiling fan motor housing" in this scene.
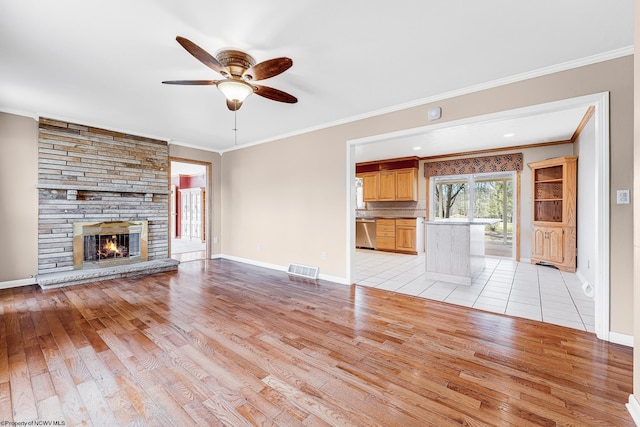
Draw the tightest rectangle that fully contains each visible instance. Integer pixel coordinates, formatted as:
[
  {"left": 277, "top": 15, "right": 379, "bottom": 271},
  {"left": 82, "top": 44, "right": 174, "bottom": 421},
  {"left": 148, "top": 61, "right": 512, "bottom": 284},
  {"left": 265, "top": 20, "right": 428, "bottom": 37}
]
[{"left": 216, "top": 49, "right": 256, "bottom": 79}]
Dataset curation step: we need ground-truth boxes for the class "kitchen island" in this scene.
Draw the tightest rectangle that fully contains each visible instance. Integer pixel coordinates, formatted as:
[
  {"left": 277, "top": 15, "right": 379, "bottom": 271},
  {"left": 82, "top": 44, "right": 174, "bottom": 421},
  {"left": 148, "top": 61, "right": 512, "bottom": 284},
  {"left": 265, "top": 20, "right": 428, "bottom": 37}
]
[{"left": 424, "top": 219, "right": 499, "bottom": 285}]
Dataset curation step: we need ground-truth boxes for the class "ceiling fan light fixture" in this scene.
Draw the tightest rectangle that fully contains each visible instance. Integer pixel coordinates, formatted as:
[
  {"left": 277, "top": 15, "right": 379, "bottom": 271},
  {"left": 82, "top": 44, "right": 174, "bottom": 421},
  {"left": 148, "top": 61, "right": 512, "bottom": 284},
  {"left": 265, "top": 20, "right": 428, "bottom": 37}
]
[{"left": 216, "top": 79, "right": 254, "bottom": 103}]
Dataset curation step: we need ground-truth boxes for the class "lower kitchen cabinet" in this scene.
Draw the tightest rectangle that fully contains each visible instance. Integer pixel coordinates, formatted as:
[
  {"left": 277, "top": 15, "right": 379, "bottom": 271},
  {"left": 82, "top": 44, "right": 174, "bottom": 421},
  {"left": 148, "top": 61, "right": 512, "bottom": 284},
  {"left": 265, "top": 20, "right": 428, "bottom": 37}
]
[
  {"left": 395, "top": 219, "right": 418, "bottom": 252},
  {"left": 375, "top": 218, "right": 424, "bottom": 254},
  {"left": 375, "top": 218, "right": 396, "bottom": 250}
]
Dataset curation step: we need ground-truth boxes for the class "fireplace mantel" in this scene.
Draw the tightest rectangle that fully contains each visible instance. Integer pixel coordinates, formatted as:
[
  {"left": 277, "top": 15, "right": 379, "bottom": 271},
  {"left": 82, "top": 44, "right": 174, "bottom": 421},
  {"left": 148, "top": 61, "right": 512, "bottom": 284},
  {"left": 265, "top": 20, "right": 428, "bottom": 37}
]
[{"left": 36, "top": 183, "right": 170, "bottom": 194}]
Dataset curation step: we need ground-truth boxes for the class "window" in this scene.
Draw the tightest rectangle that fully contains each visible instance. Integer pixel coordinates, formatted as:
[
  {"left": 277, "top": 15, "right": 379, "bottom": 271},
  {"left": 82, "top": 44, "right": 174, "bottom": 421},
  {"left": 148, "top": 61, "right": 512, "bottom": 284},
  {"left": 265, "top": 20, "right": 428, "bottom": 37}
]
[{"left": 431, "top": 171, "right": 515, "bottom": 257}]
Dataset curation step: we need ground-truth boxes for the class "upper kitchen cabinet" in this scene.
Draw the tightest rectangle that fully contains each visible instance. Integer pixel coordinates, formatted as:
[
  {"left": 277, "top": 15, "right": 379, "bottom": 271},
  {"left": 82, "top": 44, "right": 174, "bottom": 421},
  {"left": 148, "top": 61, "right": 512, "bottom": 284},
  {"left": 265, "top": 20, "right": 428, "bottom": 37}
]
[
  {"left": 395, "top": 168, "right": 418, "bottom": 201},
  {"left": 378, "top": 170, "right": 397, "bottom": 201},
  {"left": 356, "top": 157, "right": 419, "bottom": 202},
  {"left": 361, "top": 172, "right": 379, "bottom": 202}
]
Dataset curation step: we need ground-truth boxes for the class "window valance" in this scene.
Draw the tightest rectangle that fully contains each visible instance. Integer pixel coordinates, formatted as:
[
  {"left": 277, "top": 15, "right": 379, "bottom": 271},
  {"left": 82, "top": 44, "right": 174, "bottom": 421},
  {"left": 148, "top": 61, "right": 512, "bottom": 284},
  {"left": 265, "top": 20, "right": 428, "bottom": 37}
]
[{"left": 424, "top": 153, "right": 523, "bottom": 177}]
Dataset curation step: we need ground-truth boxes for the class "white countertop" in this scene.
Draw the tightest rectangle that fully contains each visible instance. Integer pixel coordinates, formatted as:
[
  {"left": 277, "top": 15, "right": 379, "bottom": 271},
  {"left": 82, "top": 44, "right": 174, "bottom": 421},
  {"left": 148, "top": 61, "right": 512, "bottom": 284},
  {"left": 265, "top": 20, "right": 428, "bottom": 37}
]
[{"left": 423, "top": 218, "right": 501, "bottom": 226}]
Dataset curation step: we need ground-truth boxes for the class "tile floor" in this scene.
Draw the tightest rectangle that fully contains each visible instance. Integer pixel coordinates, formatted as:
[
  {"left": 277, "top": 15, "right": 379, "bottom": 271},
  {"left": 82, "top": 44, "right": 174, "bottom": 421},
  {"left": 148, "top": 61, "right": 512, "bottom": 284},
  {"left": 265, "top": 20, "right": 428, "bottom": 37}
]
[
  {"left": 171, "top": 238, "right": 206, "bottom": 262},
  {"left": 354, "top": 249, "right": 595, "bottom": 332}
]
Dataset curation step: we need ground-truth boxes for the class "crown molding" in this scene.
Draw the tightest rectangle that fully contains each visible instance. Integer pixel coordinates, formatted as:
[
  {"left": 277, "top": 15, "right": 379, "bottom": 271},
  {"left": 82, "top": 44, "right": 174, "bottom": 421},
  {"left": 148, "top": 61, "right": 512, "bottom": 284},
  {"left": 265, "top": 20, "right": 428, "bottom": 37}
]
[{"left": 219, "top": 46, "right": 633, "bottom": 154}]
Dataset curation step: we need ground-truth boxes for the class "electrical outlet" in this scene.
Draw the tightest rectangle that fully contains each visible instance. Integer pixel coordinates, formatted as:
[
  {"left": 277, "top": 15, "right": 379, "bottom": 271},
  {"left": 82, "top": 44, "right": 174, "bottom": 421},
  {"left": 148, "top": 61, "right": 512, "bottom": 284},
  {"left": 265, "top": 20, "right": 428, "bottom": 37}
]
[
  {"left": 213, "top": 236, "right": 219, "bottom": 244},
  {"left": 321, "top": 251, "right": 327, "bottom": 260},
  {"left": 256, "top": 243, "right": 261, "bottom": 251}
]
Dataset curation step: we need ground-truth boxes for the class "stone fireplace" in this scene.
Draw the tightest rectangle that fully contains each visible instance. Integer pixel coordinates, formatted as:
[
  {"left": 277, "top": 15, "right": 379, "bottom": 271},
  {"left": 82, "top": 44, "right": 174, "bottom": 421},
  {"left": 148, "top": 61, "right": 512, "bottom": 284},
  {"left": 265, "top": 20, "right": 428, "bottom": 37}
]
[{"left": 35, "top": 118, "right": 178, "bottom": 288}]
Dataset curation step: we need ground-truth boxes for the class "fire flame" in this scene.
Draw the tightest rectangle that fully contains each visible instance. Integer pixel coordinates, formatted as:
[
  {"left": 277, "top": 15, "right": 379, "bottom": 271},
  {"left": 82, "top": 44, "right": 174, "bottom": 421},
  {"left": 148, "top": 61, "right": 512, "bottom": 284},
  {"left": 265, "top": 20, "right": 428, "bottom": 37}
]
[{"left": 103, "top": 238, "right": 120, "bottom": 255}]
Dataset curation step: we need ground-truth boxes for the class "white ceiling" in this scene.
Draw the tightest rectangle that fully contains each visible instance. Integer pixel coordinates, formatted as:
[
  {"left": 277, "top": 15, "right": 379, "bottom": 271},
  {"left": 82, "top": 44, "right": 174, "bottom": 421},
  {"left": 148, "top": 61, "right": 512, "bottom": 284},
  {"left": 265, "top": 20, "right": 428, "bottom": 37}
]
[
  {"left": 354, "top": 106, "right": 589, "bottom": 163},
  {"left": 0, "top": 1, "right": 633, "bottom": 158}
]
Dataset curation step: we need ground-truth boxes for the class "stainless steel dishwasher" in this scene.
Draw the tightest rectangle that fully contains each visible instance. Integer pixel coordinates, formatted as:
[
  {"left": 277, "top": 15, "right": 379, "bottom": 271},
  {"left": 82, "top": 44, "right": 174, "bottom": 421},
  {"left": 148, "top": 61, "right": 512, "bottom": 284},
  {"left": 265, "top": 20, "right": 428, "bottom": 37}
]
[{"left": 355, "top": 218, "right": 376, "bottom": 249}]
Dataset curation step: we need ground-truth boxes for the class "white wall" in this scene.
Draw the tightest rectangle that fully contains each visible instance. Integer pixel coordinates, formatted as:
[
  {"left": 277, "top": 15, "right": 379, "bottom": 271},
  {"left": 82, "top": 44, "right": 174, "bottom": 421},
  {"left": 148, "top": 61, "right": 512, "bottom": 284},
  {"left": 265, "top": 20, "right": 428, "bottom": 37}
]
[
  {"left": 0, "top": 113, "right": 38, "bottom": 284},
  {"left": 575, "top": 115, "right": 597, "bottom": 292}
]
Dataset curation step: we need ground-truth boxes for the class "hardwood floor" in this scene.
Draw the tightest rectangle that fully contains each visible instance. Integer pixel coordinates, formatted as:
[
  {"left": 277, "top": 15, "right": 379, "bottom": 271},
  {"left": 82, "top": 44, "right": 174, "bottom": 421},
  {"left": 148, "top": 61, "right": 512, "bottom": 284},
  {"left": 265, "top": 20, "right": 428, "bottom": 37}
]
[{"left": 0, "top": 259, "right": 633, "bottom": 426}]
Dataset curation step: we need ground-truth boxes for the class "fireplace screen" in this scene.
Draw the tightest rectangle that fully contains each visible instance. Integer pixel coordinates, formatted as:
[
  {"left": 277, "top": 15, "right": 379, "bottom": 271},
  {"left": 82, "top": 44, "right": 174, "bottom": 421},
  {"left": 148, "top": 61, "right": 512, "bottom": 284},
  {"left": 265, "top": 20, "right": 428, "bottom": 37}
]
[
  {"left": 83, "top": 232, "right": 140, "bottom": 261},
  {"left": 74, "top": 221, "right": 148, "bottom": 269}
]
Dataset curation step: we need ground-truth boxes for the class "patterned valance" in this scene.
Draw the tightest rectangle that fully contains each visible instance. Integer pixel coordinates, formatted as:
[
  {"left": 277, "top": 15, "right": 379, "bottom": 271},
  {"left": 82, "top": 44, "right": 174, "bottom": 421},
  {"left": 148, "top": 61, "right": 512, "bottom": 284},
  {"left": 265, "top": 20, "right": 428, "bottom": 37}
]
[{"left": 424, "top": 153, "right": 523, "bottom": 177}]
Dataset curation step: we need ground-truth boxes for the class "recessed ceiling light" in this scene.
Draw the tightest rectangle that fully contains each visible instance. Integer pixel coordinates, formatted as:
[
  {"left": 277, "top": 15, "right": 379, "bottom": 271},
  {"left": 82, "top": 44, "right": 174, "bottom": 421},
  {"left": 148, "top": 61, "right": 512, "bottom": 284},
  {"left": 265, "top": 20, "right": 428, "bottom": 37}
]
[
  {"left": 413, "top": 146, "right": 421, "bottom": 151},
  {"left": 504, "top": 133, "right": 515, "bottom": 138}
]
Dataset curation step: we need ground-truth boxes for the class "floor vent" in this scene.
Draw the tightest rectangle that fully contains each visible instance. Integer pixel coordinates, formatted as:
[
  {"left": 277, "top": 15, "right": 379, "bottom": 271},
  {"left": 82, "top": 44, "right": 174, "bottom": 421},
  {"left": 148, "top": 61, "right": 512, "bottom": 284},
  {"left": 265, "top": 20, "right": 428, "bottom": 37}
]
[{"left": 287, "top": 263, "right": 319, "bottom": 280}]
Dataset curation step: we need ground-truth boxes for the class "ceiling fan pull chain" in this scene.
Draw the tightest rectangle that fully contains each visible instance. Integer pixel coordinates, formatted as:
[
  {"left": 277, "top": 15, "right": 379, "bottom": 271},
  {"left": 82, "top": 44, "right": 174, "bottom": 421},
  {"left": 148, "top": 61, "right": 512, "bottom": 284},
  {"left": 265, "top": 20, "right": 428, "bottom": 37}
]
[{"left": 233, "top": 106, "right": 238, "bottom": 146}]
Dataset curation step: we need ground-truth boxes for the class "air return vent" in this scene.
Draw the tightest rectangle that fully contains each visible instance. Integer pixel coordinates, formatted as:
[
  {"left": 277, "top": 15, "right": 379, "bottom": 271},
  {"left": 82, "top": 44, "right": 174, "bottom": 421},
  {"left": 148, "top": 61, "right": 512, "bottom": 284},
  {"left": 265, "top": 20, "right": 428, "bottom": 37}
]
[{"left": 287, "top": 263, "right": 319, "bottom": 280}]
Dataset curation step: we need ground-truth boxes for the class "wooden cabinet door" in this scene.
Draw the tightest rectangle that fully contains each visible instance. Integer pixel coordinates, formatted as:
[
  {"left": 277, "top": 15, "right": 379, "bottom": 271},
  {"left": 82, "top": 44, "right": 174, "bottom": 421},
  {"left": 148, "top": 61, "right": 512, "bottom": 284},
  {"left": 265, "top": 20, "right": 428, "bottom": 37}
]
[
  {"left": 531, "top": 225, "right": 563, "bottom": 264},
  {"left": 532, "top": 227, "right": 546, "bottom": 258},
  {"left": 378, "top": 171, "right": 396, "bottom": 201},
  {"left": 546, "top": 227, "right": 564, "bottom": 263},
  {"left": 395, "top": 225, "right": 416, "bottom": 252},
  {"left": 395, "top": 168, "right": 417, "bottom": 201},
  {"left": 362, "top": 173, "right": 379, "bottom": 202}
]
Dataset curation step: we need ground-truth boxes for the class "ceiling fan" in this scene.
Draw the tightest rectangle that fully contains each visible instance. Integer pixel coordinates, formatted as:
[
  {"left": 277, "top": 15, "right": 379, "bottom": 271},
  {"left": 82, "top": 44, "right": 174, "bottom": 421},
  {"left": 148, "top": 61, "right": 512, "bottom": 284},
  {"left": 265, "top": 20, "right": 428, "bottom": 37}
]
[{"left": 162, "top": 36, "right": 297, "bottom": 111}]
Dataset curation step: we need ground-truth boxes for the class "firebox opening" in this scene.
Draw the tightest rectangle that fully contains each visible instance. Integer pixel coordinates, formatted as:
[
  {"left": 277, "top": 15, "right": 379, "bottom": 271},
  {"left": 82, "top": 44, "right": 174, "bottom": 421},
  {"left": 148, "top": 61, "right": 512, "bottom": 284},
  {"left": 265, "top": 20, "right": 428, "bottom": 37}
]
[{"left": 74, "top": 221, "right": 148, "bottom": 269}]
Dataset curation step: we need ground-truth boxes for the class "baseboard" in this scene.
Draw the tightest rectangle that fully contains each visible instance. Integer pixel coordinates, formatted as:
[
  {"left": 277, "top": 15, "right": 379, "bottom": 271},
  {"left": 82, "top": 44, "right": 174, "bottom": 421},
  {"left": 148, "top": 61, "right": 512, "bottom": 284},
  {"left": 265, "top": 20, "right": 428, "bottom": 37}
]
[
  {"left": 218, "top": 254, "right": 349, "bottom": 285},
  {"left": 608, "top": 331, "right": 634, "bottom": 347},
  {"left": 221, "top": 254, "right": 287, "bottom": 273},
  {"left": 0, "top": 277, "right": 37, "bottom": 289},
  {"left": 627, "top": 394, "right": 640, "bottom": 426},
  {"left": 318, "top": 273, "right": 349, "bottom": 285}
]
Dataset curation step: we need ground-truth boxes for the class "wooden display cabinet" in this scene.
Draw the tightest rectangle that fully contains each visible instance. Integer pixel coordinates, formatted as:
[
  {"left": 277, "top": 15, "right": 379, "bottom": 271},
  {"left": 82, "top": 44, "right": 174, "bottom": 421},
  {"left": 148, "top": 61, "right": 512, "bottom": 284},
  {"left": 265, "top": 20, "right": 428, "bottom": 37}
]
[{"left": 528, "top": 156, "right": 577, "bottom": 272}]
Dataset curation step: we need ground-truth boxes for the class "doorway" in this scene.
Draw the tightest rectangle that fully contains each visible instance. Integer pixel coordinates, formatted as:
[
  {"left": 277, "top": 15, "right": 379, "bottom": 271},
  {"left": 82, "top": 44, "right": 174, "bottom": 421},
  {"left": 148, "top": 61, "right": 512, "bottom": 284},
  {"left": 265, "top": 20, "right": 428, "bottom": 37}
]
[
  {"left": 170, "top": 159, "right": 209, "bottom": 262},
  {"left": 347, "top": 92, "right": 611, "bottom": 341}
]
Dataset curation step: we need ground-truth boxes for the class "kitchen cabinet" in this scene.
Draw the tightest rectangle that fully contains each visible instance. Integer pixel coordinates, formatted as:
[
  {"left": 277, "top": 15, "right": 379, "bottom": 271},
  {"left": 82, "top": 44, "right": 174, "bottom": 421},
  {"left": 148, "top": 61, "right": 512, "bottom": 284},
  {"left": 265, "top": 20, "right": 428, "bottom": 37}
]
[
  {"left": 375, "top": 218, "right": 424, "bottom": 254},
  {"left": 395, "top": 218, "right": 418, "bottom": 252},
  {"left": 395, "top": 168, "right": 418, "bottom": 201},
  {"left": 528, "top": 156, "right": 576, "bottom": 272},
  {"left": 356, "top": 157, "right": 419, "bottom": 202},
  {"left": 375, "top": 218, "right": 396, "bottom": 250},
  {"left": 361, "top": 172, "right": 379, "bottom": 202},
  {"left": 378, "top": 171, "right": 397, "bottom": 201},
  {"left": 359, "top": 167, "right": 418, "bottom": 202}
]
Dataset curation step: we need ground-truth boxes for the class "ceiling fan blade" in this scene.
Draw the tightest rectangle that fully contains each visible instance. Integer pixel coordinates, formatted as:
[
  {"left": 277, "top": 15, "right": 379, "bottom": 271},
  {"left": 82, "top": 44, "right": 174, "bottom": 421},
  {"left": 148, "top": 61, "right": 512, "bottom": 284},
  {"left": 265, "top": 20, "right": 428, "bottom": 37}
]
[
  {"left": 226, "top": 99, "right": 243, "bottom": 111},
  {"left": 243, "top": 57, "right": 293, "bottom": 81},
  {"left": 175, "top": 36, "right": 229, "bottom": 76},
  {"left": 162, "top": 80, "right": 218, "bottom": 85},
  {"left": 253, "top": 85, "right": 297, "bottom": 103}
]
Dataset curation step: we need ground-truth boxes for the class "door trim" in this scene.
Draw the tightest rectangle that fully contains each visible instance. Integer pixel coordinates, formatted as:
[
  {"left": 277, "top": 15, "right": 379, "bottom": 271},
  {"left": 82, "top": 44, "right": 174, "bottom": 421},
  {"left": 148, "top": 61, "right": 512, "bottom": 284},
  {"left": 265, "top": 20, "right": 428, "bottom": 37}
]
[
  {"left": 347, "top": 92, "right": 610, "bottom": 341},
  {"left": 169, "top": 157, "right": 212, "bottom": 260}
]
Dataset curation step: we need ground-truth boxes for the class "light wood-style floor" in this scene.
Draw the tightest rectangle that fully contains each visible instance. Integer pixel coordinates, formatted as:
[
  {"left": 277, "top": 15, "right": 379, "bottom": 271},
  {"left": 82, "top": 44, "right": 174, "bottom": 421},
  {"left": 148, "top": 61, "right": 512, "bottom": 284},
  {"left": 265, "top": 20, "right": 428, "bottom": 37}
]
[{"left": 0, "top": 259, "right": 633, "bottom": 426}]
